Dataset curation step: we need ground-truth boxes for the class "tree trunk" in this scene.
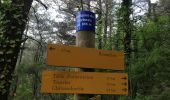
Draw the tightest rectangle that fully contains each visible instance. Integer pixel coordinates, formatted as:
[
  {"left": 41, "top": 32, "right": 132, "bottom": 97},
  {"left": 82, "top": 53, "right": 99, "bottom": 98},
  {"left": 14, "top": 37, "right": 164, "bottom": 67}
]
[
  {"left": 121, "top": 0, "right": 132, "bottom": 62},
  {"left": 121, "top": 0, "right": 133, "bottom": 98},
  {"left": 147, "top": 0, "right": 151, "bottom": 18},
  {"left": 0, "top": 1, "right": 33, "bottom": 99},
  {"left": 87, "top": 0, "right": 91, "bottom": 11},
  {"left": 97, "top": 0, "right": 102, "bottom": 49},
  {"left": 103, "top": 0, "right": 109, "bottom": 48},
  {"left": 108, "top": 0, "right": 114, "bottom": 50}
]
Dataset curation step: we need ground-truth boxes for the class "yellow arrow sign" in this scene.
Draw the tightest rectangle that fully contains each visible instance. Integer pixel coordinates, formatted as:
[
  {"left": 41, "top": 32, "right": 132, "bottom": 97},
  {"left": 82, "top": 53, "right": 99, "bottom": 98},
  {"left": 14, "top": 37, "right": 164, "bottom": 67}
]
[
  {"left": 47, "top": 44, "right": 125, "bottom": 70},
  {"left": 41, "top": 71, "right": 128, "bottom": 95}
]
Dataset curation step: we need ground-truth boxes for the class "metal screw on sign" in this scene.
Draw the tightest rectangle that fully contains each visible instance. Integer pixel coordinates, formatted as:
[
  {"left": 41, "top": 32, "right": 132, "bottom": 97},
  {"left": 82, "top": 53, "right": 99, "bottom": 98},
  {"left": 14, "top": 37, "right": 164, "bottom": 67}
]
[{"left": 49, "top": 47, "right": 55, "bottom": 50}]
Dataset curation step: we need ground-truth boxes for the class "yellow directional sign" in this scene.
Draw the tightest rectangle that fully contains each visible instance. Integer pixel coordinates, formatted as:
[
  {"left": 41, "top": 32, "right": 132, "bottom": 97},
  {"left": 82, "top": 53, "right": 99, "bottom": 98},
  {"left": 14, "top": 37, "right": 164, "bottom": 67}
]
[
  {"left": 47, "top": 44, "right": 125, "bottom": 70},
  {"left": 41, "top": 71, "right": 128, "bottom": 95}
]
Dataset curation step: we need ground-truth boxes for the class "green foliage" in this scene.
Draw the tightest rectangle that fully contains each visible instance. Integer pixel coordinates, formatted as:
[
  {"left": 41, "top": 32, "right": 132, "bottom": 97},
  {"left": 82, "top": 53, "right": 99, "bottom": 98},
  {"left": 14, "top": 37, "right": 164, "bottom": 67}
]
[
  {"left": 133, "top": 93, "right": 152, "bottom": 100},
  {"left": 11, "top": 62, "right": 46, "bottom": 100},
  {"left": 136, "top": 15, "right": 170, "bottom": 51},
  {"left": 157, "top": 89, "right": 170, "bottom": 100},
  {"left": 126, "top": 15, "right": 170, "bottom": 100},
  {"left": 1, "top": 0, "right": 12, "bottom": 4},
  {"left": 12, "top": 74, "right": 34, "bottom": 100}
]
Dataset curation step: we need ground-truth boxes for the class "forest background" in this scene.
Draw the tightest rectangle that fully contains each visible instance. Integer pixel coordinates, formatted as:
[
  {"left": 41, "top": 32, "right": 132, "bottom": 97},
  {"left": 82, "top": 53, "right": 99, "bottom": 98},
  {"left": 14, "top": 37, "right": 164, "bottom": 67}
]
[{"left": 0, "top": 0, "right": 170, "bottom": 100}]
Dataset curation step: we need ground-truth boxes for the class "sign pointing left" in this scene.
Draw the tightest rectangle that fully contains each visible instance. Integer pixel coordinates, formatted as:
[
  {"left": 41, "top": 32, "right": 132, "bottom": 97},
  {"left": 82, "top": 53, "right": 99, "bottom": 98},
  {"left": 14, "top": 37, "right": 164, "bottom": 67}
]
[{"left": 47, "top": 44, "right": 125, "bottom": 70}]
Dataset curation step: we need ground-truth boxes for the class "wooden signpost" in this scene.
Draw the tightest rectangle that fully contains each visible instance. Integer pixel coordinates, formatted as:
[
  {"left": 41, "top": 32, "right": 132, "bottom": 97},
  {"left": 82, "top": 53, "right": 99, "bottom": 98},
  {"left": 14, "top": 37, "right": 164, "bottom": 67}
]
[
  {"left": 47, "top": 44, "right": 124, "bottom": 70},
  {"left": 41, "top": 10, "right": 128, "bottom": 99},
  {"left": 41, "top": 71, "right": 128, "bottom": 95}
]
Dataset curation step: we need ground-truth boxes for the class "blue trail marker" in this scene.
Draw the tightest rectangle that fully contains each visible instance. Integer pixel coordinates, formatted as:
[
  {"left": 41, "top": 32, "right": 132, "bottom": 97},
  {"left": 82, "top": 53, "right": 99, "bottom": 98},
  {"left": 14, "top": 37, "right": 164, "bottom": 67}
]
[{"left": 76, "top": 11, "right": 96, "bottom": 32}]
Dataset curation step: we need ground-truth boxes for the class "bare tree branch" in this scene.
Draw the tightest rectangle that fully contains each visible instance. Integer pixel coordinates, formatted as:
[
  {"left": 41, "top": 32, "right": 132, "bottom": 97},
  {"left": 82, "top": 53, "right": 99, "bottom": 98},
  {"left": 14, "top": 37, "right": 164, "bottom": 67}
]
[
  {"left": 31, "top": 7, "right": 40, "bottom": 24},
  {"left": 35, "top": 0, "right": 48, "bottom": 10},
  {"left": 24, "top": 34, "right": 47, "bottom": 46}
]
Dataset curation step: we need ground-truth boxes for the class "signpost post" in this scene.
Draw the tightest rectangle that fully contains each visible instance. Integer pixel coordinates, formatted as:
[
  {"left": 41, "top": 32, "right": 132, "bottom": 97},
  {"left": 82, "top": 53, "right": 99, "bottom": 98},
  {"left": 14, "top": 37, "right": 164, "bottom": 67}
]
[{"left": 75, "top": 11, "right": 96, "bottom": 100}]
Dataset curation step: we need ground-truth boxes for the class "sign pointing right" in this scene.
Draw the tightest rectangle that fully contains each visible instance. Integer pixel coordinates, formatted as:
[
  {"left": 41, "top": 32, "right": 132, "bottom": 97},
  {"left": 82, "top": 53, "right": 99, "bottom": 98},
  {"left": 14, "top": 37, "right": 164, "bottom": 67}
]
[{"left": 41, "top": 71, "right": 128, "bottom": 95}]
